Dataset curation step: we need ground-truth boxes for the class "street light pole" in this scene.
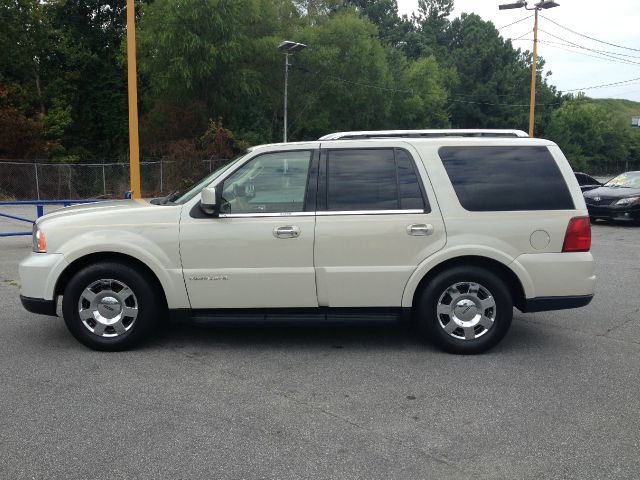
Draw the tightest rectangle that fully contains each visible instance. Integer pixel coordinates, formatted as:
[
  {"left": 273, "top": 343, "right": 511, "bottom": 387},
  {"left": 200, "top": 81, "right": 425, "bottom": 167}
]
[
  {"left": 283, "top": 52, "right": 289, "bottom": 143},
  {"left": 498, "top": 1, "right": 559, "bottom": 138},
  {"left": 278, "top": 41, "right": 307, "bottom": 143}
]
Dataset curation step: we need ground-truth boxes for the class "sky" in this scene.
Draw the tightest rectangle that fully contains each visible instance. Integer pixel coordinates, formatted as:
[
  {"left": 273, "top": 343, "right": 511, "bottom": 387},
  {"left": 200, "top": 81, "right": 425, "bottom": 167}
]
[{"left": 396, "top": 0, "right": 640, "bottom": 103}]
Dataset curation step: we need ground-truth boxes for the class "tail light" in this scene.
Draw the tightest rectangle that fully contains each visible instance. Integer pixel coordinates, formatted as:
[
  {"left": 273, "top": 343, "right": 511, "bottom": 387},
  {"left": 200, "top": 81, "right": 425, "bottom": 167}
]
[{"left": 562, "top": 217, "right": 591, "bottom": 252}]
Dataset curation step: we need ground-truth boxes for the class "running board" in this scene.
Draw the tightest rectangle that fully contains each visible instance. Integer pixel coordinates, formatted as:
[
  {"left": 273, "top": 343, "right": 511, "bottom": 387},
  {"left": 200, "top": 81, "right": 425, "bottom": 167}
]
[{"left": 169, "top": 307, "right": 410, "bottom": 325}]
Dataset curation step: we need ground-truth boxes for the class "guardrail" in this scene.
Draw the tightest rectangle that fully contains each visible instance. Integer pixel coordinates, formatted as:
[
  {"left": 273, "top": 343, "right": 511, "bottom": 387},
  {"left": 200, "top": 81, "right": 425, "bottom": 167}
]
[{"left": 0, "top": 200, "right": 103, "bottom": 237}]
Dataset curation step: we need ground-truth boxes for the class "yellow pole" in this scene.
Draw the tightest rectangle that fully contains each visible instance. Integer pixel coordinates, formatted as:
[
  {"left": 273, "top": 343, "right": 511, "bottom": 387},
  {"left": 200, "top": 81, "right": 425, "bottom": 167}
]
[
  {"left": 126, "top": 0, "right": 141, "bottom": 199},
  {"left": 528, "top": 8, "right": 539, "bottom": 138}
]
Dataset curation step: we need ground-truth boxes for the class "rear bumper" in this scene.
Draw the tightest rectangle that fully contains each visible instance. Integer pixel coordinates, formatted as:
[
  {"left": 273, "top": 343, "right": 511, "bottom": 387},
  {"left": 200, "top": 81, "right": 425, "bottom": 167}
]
[
  {"left": 20, "top": 295, "right": 57, "bottom": 316},
  {"left": 520, "top": 294, "right": 593, "bottom": 313},
  {"left": 512, "top": 252, "right": 595, "bottom": 300}
]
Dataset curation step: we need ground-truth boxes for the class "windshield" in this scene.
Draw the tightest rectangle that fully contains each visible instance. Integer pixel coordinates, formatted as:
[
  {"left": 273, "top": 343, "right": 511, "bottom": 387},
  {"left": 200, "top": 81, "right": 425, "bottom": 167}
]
[
  {"left": 172, "top": 153, "right": 250, "bottom": 203},
  {"left": 604, "top": 172, "right": 640, "bottom": 189}
]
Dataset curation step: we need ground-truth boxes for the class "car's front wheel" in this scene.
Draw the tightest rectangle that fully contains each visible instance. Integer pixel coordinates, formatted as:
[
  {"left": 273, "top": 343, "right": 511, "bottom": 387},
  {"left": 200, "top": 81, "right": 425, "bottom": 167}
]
[
  {"left": 62, "top": 261, "right": 161, "bottom": 351},
  {"left": 416, "top": 266, "right": 513, "bottom": 354}
]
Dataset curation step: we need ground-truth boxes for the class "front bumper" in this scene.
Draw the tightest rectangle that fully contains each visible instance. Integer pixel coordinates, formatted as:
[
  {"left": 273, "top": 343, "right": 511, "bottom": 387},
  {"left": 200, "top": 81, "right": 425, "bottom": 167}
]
[
  {"left": 20, "top": 295, "right": 57, "bottom": 316},
  {"left": 19, "top": 252, "right": 68, "bottom": 301},
  {"left": 586, "top": 203, "right": 640, "bottom": 221}
]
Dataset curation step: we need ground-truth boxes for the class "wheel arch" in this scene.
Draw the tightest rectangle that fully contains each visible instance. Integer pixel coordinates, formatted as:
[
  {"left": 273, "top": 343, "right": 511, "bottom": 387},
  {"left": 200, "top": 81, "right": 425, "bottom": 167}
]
[
  {"left": 406, "top": 255, "right": 527, "bottom": 311},
  {"left": 54, "top": 252, "right": 168, "bottom": 310}
]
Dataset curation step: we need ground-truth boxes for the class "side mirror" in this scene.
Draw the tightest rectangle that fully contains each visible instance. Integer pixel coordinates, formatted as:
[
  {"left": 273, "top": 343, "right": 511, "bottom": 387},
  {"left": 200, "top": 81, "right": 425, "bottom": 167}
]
[{"left": 200, "top": 186, "right": 219, "bottom": 216}]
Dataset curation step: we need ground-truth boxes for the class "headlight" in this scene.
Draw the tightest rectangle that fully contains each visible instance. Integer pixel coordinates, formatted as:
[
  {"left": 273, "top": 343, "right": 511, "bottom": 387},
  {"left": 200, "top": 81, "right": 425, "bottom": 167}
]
[
  {"left": 615, "top": 196, "right": 640, "bottom": 206},
  {"left": 32, "top": 224, "right": 47, "bottom": 253}
]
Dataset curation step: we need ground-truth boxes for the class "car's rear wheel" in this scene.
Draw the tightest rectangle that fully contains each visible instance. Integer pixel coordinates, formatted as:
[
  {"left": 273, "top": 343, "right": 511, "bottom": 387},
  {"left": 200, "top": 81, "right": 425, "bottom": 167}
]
[
  {"left": 62, "top": 262, "right": 161, "bottom": 351},
  {"left": 416, "top": 266, "right": 513, "bottom": 354}
]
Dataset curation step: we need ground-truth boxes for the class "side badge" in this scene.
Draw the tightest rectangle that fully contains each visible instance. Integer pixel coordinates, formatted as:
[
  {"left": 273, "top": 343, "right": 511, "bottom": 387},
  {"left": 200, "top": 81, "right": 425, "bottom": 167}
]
[{"left": 189, "top": 275, "right": 229, "bottom": 281}]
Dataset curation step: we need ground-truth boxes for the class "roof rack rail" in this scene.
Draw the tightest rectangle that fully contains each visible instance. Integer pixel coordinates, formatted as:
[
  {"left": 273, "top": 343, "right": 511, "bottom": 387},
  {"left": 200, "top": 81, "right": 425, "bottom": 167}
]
[{"left": 318, "top": 129, "right": 530, "bottom": 140}]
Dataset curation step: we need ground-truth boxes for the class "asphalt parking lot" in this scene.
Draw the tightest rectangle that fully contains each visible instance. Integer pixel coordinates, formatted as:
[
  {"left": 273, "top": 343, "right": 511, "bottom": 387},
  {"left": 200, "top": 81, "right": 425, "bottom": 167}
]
[{"left": 1, "top": 207, "right": 639, "bottom": 480}]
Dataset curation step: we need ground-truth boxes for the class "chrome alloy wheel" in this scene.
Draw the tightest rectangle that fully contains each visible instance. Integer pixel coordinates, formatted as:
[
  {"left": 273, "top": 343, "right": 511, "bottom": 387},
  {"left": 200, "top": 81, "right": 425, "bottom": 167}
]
[
  {"left": 77, "top": 279, "right": 139, "bottom": 338},
  {"left": 436, "top": 282, "right": 496, "bottom": 341}
]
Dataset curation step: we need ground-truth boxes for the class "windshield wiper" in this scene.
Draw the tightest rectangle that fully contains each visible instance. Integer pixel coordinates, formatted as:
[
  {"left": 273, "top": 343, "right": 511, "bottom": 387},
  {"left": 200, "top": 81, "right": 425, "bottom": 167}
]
[{"left": 150, "top": 190, "right": 180, "bottom": 205}]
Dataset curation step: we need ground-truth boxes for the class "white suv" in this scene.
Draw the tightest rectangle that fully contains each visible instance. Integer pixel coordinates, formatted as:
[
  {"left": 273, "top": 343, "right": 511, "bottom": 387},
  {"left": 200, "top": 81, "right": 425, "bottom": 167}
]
[{"left": 19, "top": 130, "right": 595, "bottom": 353}]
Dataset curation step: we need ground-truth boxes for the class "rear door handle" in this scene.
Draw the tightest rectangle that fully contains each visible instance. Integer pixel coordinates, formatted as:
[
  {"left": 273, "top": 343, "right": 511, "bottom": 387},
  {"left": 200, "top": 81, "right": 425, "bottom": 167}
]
[
  {"left": 407, "top": 224, "right": 434, "bottom": 236},
  {"left": 273, "top": 226, "right": 300, "bottom": 239}
]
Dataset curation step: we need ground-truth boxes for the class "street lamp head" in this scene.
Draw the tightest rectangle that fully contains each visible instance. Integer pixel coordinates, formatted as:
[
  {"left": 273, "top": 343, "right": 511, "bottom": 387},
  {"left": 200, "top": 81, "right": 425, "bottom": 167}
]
[
  {"left": 498, "top": 0, "right": 526, "bottom": 10},
  {"left": 537, "top": 0, "right": 560, "bottom": 9},
  {"left": 278, "top": 40, "right": 307, "bottom": 53}
]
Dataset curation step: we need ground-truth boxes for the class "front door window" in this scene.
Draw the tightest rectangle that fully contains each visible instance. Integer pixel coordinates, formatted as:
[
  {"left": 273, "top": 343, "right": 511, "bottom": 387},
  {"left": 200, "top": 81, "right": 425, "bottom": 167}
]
[{"left": 221, "top": 151, "right": 312, "bottom": 214}]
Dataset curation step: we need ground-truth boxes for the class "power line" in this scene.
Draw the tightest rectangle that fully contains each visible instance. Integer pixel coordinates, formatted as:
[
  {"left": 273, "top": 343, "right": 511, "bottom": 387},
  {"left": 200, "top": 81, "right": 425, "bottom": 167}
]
[
  {"left": 449, "top": 98, "right": 560, "bottom": 107},
  {"left": 511, "top": 30, "right": 532, "bottom": 42},
  {"left": 536, "top": 38, "right": 640, "bottom": 60},
  {"left": 315, "top": 71, "right": 560, "bottom": 107},
  {"left": 539, "top": 15, "right": 640, "bottom": 52},
  {"left": 515, "top": 38, "right": 640, "bottom": 67},
  {"left": 497, "top": 14, "right": 533, "bottom": 31},
  {"left": 560, "top": 76, "right": 640, "bottom": 93},
  {"left": 323, "top": 74, "right": 415, "bottom": 94},
  {"left": 538, "top": 29, "right": 640, "bottom": 66}
]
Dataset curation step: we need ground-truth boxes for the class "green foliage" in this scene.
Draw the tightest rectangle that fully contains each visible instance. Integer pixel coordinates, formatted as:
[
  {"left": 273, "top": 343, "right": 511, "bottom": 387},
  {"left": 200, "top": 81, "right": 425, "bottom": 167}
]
[
  {"left": 545, "top": 95, "right": 640, "bottom": 174},
  {"left": 0, "top": 0, "right": 637, "bottom": 178},
  {"left": 390, "top": 54, "right": 449, "bottom": 128},
  {"left": 443, "top": 13, "right": 558, "bottom": 132},
  {"left": 289, "top": 10, "right": 394, "bottom": 136}
]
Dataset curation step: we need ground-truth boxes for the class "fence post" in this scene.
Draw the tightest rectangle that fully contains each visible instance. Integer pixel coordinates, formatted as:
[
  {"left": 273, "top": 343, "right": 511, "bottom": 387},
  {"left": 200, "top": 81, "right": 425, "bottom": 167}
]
[
  {"left": 102, "top": 164, "right": 107, "bottom": 196},
  {"left": 34, "top": 163, "right": 41, "bottom": 200}
]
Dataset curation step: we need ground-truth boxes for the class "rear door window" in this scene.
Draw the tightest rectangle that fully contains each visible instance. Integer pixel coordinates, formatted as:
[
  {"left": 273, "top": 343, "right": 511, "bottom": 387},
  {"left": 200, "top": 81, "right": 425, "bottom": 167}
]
[
  {"left": 325, "top": 149, "right": 428, "bottom": 211},
  {"left": 439, "top": 146, "right": 574, "bottom": 211}
]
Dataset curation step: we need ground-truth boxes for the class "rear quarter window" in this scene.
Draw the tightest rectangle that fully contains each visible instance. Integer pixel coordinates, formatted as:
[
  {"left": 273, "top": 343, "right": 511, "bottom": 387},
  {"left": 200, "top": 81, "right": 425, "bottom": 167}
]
[{"left": 439, "top": 146, "right": 574, "bottom": 211}]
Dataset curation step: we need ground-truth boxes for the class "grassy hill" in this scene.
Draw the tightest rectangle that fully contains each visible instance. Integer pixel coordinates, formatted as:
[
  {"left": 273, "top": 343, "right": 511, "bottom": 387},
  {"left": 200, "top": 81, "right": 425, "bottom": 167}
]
[{"left": 589, "top": 98, "right": 640, "bottom": 127}]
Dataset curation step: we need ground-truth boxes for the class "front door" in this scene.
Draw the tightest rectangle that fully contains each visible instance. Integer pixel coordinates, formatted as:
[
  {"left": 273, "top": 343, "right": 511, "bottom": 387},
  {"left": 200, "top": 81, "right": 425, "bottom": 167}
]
[{"left": 180, "top": 148, "right": 318, "bottom": 309}]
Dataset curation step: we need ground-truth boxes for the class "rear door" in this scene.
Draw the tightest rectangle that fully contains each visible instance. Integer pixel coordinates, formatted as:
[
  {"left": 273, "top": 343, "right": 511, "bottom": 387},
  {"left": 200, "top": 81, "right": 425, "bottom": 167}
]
[{"left": 313, "top": 142, "right": 446, "bottom": 307}]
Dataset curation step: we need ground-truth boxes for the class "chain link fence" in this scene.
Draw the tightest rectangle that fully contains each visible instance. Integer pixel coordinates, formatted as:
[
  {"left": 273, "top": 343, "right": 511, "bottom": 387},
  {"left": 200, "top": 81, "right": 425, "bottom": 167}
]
[
  {"left": 1, "top": 157, "right": 637, "bottom": 201},
  {"left": 0, "top": 159, "right": 224, "bottom": 200}
]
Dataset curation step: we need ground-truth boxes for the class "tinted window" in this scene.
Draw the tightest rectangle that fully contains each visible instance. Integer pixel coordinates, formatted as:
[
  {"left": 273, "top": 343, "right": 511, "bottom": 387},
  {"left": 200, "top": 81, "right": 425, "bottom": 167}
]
[
  {"left": 583, "top": 174, "right": 599, "bottom": 185},
  {"left": 397, "top": 149, "right": 428, "bottom": 211},
  {"left": 575, "top": 173, "right": 587, "bottom": 185},
  {"left": 439, "top": 146, "right": 574, "bottom": 211},
  {"left": 327, "top": 149, "right": 398, "bottom": 210},
  {"left": 221, "top": 151, "right": 311, "bottom": 213}
]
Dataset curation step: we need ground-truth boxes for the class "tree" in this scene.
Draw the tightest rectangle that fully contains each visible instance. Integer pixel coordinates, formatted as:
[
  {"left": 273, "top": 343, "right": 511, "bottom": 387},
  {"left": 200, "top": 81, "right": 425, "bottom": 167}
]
[
  {"left": 545, "top": 94, "right": 635, "bottom": 174},
  {"left": 288, "top": 11, "right": 395, "bottom": 138},
  {"left": 442, "top": 13, "right": 557, "bottom": 131}
]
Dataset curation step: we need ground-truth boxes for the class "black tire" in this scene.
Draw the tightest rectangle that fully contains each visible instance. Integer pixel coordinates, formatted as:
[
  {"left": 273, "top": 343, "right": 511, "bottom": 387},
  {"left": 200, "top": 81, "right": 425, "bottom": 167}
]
[
  {"left": 415, "top": 266, "right": 513, "bottom": 354},
  {"left": 62, "top": 261, "right": 162, "bottom": 351}
]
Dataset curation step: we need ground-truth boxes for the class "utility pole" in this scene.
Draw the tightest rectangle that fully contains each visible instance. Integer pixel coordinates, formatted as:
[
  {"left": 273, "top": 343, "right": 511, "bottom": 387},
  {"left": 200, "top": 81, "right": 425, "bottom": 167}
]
[
  {"left": 126, "top": 0, "right": 141, "bottom": 198},
  {"left": 529, "top": 8, "right": 539, "bottom": 138},
  {"left": 278, "top": 41, "right": 307, "bottom": 143},
  {"left": 499, "top": 1, "right": 560, "bottom": 137}
]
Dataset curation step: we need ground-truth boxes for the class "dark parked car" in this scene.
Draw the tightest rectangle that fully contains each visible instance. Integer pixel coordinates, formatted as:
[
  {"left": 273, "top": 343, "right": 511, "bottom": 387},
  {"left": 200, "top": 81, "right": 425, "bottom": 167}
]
[
  {"left": 583, "top": 171, "right": 640, "bottom": 223},
  {"left": 574, "top": 172, "right": 602, "bottom": 192}
]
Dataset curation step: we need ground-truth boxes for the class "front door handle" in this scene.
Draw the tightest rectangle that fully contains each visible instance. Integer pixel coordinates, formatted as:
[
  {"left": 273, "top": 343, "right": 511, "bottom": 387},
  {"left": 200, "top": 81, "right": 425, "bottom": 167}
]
[
  {"left": 273, "top": 226, "right": 300, "bottom": 239},
  {"left": 407, "top": 223, "right": 434, "bottom": 236}
]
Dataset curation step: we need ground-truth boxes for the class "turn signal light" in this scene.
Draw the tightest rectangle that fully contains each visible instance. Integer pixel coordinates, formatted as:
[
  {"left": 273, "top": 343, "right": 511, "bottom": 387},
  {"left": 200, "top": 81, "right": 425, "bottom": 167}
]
[
  {"left": 32, "top": 225, "right": 47, "bottom": 253},
  {"left": 562, "top": 217, "right": 591, "bottom": 252}
]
